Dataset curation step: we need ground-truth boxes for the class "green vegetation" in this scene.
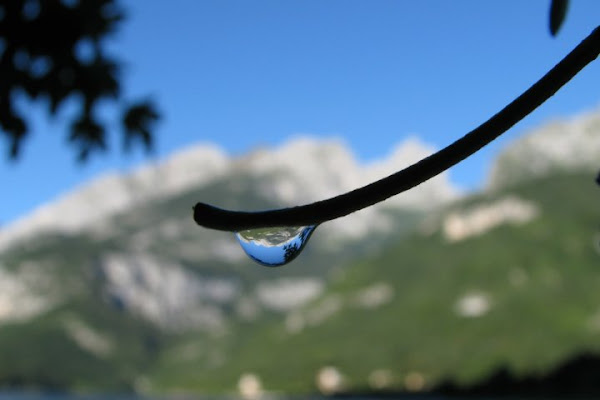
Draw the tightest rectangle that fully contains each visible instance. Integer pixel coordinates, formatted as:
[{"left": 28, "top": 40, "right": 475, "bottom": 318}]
[
  {"left": 0, "top": 170, "right": 598, "bottom": 394},
  {"left": 148, "top": 172, "right": 600, "bottom": 393}
]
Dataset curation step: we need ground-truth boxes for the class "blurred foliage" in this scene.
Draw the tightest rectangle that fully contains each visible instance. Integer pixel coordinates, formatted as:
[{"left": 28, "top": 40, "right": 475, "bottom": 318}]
[
  {"left": 0, "top": 0, "right": 574, "bottom": 163},
  {"left": 0, "top": 0, "right": 159, "bottom": 162}
]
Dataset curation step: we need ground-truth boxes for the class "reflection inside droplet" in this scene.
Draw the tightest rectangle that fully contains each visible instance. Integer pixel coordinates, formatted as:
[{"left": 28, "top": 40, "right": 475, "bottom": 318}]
[{"left": 235, "top": 225, "right": 316, "bottom": 267}]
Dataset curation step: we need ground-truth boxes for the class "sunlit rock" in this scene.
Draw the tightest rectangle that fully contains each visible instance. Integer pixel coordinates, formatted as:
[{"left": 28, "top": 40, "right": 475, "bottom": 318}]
[
  {"left": 352, "top": 282, "right": 394, "bottom": 309},
  {"left": 455, "top": 292, "right": 491, "bottom": 318},
  {"left": 404, "top": 371, "right": 426, "bottom": 392},
  {"left": 0, "top": 263, "right": 61, "bottom": 322},
  {"left": 63, "top": 317, "right": 113, "bottom": 358},
  {"left": 238, "top": 373, "right": 263, "bottom": 399},
  {"left": 316, "top": 366, "right": 344, "bottom": 394},
  {"left": 97, "top": 252, "right": 237, "bottom": 331},
  {"left": 443, "top": 196, "right": 539, "bottom": 242},
  {"left": 368, "top": 369, "right": 394, "bottom": 390},
  {"left": 254, "top": 278, "right": 324, "bottom": 311}
]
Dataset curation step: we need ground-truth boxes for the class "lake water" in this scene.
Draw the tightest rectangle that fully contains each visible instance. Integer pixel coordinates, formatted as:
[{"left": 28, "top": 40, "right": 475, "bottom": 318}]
[
  {"left": 0, "top": 392, "right": 589, "bottom": 400},
  {"left": 0, "top": 391, "right": 491, "bottom": 400}
]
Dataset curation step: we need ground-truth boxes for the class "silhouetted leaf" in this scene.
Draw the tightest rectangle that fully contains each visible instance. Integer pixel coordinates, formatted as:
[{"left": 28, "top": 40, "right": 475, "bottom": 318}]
[
  {"left": 549, "top": 0, "right": 569, "bottom": 37},
  {"left": 6, "top": 116, "right": 26, "bottom": 158},
  {"left": 122, "top": 101, "right": 159, "bottom": 152},
  {"left": 69, "top": 113, "right": 106, "bottom": 162},
  {"left": 0, "top": 94, "right": 27, "bottom": 158}
]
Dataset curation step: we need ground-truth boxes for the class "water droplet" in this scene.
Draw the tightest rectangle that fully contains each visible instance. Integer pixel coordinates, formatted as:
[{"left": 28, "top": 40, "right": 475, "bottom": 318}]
[{"left": 235, "top": 226, "right": 316, "bottom": 267}]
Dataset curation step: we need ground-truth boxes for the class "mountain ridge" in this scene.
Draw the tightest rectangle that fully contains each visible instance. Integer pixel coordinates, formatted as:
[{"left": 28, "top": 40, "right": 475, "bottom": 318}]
[
  {"left": 5, "top": 105, "right": 600, "bottom": 252},
  {"left": 0, "top": 109, "right": 598, "bottom": 393},
  {"left": 1, "top": 135, "right": 459, "bottom": 251},
  {"left": 488, "top": 106, "right": 600, "bottom": 189}
]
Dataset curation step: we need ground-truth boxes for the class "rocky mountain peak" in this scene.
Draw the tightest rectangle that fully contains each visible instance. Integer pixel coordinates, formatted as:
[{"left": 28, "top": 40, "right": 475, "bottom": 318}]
[
  {"left": 487, "top": 108, "right": 600, "bottom": 189},
  {"left": 1, "top": 136, "right": 460, "bottom": 250}
]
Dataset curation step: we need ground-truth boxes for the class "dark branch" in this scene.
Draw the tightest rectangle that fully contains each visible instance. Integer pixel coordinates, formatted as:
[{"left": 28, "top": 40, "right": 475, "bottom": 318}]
[
  {"left": 549, "top": 0, "right": 570, "bottom": 37},
  {"left": 194, "top": 26, "right": 600, "bottom": 232}
]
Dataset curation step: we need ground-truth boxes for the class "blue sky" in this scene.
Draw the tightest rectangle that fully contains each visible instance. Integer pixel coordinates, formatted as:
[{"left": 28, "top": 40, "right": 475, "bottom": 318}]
[{"left": 2, "top": 1, "right": 600, "bottom": 225}]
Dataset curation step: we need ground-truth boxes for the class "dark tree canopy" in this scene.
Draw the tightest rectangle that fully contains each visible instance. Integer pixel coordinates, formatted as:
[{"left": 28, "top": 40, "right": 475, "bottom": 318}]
[
  {"left": 0, "top": 0, "right": 159, "bottom": 161},
  {"left": 0, "top": 0, "right": 570, "bottom": 163}
]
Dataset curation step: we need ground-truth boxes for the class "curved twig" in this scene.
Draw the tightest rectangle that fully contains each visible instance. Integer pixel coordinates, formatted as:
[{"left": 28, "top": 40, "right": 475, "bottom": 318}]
[{"left": 194, "top": 26, "right": 600, "bottom": 232}]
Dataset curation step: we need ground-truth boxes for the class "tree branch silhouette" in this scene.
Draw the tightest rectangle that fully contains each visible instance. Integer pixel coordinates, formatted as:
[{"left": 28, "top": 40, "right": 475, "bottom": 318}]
[
  {"left": 0, "top": 0, "right": 159, "bottom": 161},
  {"left": 194, "top": 26, "right": 600, "bottom": 232}
]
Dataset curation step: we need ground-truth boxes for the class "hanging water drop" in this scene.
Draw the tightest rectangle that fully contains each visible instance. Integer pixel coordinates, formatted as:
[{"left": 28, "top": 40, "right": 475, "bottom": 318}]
[{"left": 235, "top": 225, "right": 316, "bottom": 267}]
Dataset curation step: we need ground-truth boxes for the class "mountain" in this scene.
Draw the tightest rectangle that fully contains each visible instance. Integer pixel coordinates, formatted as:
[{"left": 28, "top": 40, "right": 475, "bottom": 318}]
[
  {"left": 0, "top": 109, "right": 598, "bottom": 394},
  {"left": 0, "top": 135, "right": 457, "bottom": 391},
  {"left": 488, "top": 107, "right": 600, "bottom": 189},
  {"left": 178, "top": 171, "right": 598, "bottom": 394},
  {"left": 0, "top": 136, "right": 458, "bottom": 251}
]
